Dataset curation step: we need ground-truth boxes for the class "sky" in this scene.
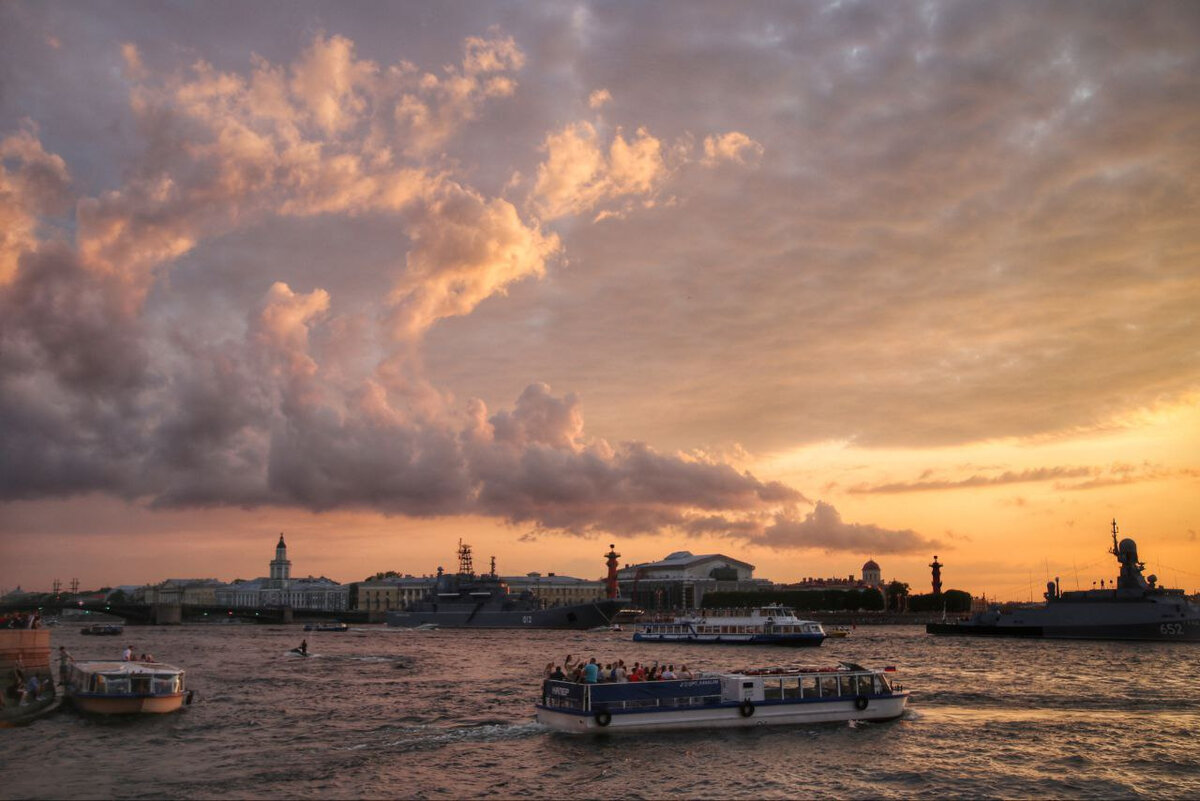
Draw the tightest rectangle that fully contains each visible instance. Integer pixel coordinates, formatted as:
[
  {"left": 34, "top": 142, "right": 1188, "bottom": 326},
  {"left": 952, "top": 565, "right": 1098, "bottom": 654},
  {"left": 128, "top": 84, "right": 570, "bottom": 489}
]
[{"left": 1, "top": 1, "right": 1198, "bottom": 601}]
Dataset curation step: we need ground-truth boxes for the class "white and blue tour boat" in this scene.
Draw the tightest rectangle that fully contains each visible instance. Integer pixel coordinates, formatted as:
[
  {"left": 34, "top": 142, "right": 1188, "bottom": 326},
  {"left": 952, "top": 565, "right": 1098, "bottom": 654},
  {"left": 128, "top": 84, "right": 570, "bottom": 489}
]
[
  {"left": 536, "top": 662, "right": 908, "bottom": 732},
  {"left": 633, "top": 604, "right": 826, "bottom": 646}
]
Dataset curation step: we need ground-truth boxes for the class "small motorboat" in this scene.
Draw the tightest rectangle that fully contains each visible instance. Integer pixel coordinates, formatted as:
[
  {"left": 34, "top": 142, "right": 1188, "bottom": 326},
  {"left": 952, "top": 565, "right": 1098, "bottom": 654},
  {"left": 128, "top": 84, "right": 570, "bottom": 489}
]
[
  {"left": 80, "top": 625, "right": 124, "bottom": 636},
  {"left": 65, "top": 660, "right": 191, "bottom": 714},
  {"left": 824, "top": 626, "right": 851, "bottom": 638}
]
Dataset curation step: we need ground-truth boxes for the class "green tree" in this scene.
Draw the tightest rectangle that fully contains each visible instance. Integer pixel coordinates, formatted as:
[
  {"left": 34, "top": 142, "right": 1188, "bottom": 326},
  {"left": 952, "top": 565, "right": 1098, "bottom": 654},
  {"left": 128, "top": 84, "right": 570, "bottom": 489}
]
[{"left": 886, "top": 580, "right": 910, "bottom": 612}]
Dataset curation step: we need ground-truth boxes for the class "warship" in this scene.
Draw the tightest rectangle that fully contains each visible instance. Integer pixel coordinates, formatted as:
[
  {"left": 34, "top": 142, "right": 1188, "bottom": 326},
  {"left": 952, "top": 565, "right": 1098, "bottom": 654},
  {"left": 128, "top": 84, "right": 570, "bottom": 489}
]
[
  {"left": 927, "top": 520, "right": 1200, "bottom": 641},
  {"left": 385, "top": 542, "right": 627, "bottom": 629}
]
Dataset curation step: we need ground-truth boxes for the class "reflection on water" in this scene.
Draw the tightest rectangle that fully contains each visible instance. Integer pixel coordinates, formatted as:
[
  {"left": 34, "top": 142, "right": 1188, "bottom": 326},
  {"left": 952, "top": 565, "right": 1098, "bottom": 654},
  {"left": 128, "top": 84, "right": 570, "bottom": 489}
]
[{"left": 5, "top": 624, "right": 1199, "bottom": 799}]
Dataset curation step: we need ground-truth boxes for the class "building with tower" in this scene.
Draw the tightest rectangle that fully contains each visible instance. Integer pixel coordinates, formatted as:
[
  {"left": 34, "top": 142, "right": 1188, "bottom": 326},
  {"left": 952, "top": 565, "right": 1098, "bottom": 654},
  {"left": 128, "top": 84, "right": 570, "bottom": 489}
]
[
  {"left": 214, "top": 534, "right": 348, "bottom": 611},
  {"left": 862, "top": 559, "right": 882, "bottom": 587}
]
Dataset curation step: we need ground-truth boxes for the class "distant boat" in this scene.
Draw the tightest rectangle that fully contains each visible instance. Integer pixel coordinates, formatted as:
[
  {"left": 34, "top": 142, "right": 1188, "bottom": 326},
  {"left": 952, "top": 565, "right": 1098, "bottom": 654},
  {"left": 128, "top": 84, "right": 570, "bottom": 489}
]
[
  {"left": 928, "top": 520, "right": 1200, "bottom": 641},
  {"left": 824, "top": 625, "right": 851, "bottom": 639},
  {"left": 80, "top": 624, "right": 124, "bottom": 636},
  {"left": 303, "top": 622, "right": 349, "bottom": 632},
  {"left": 633, "top": 604, "right": 826, "bottom": 646},
  {"left": 65, "top": 660, "right": 191, "bottom": 715}
]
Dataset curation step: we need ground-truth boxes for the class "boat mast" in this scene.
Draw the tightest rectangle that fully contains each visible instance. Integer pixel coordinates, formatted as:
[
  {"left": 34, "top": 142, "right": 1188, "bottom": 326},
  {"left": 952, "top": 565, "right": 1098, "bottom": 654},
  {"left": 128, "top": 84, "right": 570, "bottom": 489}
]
[{"left": 457, "top": 540, "right": 474, "bottom": 577}]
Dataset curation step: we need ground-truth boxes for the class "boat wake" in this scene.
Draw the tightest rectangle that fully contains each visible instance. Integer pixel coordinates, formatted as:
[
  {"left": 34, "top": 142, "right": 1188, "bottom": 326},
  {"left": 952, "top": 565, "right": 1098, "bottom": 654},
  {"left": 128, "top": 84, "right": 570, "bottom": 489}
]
[{"left": 341, "top": 721, "right": 544, "bottom": 754}]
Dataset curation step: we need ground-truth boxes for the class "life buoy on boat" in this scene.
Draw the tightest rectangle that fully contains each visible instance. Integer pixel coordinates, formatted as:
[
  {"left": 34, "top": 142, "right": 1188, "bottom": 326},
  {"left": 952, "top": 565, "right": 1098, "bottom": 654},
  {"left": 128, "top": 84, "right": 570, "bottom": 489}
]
[
  {"left": 594, "top": 709, "right": 612, "bottom": 727},
  {"left": 854, "top": 695, "right": 868, "bottom": 711},
  {"left": 739, "top": 701, "right": 755, "bottom": 717}
]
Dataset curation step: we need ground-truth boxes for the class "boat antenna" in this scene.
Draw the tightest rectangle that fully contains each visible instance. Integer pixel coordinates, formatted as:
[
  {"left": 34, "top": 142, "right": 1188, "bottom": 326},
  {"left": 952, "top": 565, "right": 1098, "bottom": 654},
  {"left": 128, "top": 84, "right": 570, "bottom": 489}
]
[{"left": 1110, "top": 518, "right": 1119, "bottom": 558}]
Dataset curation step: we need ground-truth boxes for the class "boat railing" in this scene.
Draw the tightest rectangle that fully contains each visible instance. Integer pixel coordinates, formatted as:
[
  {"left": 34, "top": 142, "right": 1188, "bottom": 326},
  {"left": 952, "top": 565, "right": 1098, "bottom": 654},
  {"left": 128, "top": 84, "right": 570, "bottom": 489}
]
[{"left": 540, "top": 678, "right": 724, "bottom": 713}]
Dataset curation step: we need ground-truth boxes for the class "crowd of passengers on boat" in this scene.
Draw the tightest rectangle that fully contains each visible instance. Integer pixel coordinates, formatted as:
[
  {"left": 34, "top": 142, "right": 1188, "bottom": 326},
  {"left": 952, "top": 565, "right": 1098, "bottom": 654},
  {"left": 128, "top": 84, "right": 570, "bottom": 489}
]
[{"left": 544, "top": 655, "right": 693, "bottom": 683}]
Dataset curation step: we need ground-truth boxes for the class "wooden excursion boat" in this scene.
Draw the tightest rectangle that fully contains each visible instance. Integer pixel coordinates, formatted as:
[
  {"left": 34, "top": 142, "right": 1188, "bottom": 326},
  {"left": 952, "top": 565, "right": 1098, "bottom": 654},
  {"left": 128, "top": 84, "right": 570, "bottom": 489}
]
[
  {"left": 536, "top": 661, "right": 908, "bottom": 733},
  {"left": 1, "top": 629, "right": 61, "bottom": 727},
  {"left": 65, "top": 661, "right": 191, "bottom": 714}
]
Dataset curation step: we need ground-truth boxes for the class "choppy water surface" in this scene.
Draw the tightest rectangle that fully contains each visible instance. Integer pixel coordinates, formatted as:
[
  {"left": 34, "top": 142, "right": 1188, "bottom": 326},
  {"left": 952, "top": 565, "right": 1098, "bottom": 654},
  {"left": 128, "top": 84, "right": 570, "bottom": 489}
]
[{"left": 4, "top": 624, "right": 1199, "bottom": 799}]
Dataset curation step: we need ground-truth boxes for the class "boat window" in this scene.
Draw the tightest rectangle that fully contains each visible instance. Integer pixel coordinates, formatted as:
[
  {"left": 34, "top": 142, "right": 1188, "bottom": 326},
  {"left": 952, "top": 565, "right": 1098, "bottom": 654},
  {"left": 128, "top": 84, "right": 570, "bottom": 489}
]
[
  {"left": 801, "top": 676, "right": 818, "bottom": 698},
  {"left": 857, "top": 675, "right": 873, "bottom": 695},
  {"left": 763, "top": 680, "right": 782, "bottom": 700},
  {"left": 104, "top": 677, "right": 131, "bottom": 695},
  {"left": 782, "top": 677, "right": 800, "bottom": 699},
  {"left": 839, "top": 676, "right": 856, "bottom": 696},
  {"left": 153, "top": 676, "right": 180, "bottom": 694},
  {"left": 819, "top": 676, "right": 838, "bottom": 697},
  {"left": 873, "top": 675, "right": 890, "bottom": 694}
]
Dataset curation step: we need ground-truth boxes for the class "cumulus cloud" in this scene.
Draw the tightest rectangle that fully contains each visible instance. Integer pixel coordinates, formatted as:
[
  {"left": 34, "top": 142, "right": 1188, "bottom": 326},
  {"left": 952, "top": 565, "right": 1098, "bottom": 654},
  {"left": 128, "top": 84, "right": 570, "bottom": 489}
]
[
  {"left": 0, "top": 126, "right": 71, "bottom": 284},
  {"left": 755, "top": 502, "right": 941, "bottom": 555},
  {"left": 702, "top": 132, "right": 764, "bottom": 166},
  {"left": 0, "top": 26, "right": 877, "bottom": 555},
  {"left": 529, "top": 122, "right": 668, "bottom": 220}
]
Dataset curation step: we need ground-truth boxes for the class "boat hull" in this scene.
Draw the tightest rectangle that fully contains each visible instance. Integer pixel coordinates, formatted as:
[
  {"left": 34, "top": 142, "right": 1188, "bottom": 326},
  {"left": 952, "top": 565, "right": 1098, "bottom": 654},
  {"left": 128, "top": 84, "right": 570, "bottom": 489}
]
[
  {"left": 386, "top": 599, "right": 625, "bottom": 629},
  {"left": 68, "top": 693, "right": 187, "bottom": 714},
  {"left": 632, "top": 633, "right": 825, "bottom": 646},
  {"left": 536, "top": 693, "right": 908, "bottom": 733}
]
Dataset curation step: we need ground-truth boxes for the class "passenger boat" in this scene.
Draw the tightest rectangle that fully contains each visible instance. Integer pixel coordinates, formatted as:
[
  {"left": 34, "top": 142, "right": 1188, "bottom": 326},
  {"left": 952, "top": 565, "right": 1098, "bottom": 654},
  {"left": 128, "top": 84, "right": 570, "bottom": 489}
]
[
  {"left": 0, "top": 629, "right": 61, "bottom": 727},
  {"left": 927, "top": 520, "right": 1200, "bottom": 641},
  {"left": 65, "top": 661, "right": 191, "bottom": 714},
  {"left": 303, "top": 622, "right": 349, "bottom": 632},
  {"left": 825, "top": 625, "right": 851, "bottom": 638},
  {"left": 536, "top": 662, "right": 908, "bottom": 732},
  {"left": 633, "top": 604, "right": 826, "bottom": 646},
  {"left": 80, "top": 624, "right": 124, "bottom": 636}
]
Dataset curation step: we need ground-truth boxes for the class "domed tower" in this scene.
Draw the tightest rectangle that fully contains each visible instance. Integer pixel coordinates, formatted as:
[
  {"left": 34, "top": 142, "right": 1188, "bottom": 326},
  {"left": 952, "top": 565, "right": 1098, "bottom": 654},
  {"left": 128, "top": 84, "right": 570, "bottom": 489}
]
[
  {"left": 862, "top": 559, "right": 882, "bottom": 587},
  {"left": 269, "top": 533, "right": 292, "bottom": 586}
]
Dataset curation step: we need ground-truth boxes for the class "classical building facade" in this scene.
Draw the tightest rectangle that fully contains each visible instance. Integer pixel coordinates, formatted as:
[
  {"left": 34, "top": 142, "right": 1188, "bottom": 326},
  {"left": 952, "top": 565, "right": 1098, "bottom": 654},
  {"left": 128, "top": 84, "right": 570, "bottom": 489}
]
[
  {"left": 213, "top": 535, "right": 348, "bottom": 611},
  {"left": 615, "top": 551, "right": 771, "bottom": 610},
  {"left": 353, "top": 577, "right": 436, "bottom": 612},
  {"left": 505, "top": 573, "right": 607, "bottom": 606}
]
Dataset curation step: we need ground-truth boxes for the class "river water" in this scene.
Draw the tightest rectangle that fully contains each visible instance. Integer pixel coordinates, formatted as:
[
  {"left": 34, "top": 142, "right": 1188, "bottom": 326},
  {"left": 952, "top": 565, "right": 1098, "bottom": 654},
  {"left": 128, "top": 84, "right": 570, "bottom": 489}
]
[{"left": 3, "top": 623, "right": 1198, "bottom": 799}]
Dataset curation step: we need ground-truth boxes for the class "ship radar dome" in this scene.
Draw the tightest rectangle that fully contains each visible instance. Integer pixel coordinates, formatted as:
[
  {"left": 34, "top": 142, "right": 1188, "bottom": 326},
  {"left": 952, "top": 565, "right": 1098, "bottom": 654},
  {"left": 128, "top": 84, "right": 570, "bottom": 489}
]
[{"left": 1118, "top": 538, "right": 1138, "bottom": 556}]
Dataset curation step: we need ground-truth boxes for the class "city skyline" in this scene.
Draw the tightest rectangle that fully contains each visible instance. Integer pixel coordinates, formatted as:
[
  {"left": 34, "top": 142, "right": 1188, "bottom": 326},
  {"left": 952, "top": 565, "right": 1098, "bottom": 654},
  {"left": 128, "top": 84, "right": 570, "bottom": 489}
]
[{"left": 2, "top": 2, "right": 1199, "bottom": 601}]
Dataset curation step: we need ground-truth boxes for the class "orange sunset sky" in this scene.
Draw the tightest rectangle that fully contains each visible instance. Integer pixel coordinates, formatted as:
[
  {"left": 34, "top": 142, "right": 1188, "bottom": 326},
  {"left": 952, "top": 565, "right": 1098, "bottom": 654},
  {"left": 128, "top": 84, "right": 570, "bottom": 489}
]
[{"left": 2, "top": 1, "right": 1198, "bottom": 601}]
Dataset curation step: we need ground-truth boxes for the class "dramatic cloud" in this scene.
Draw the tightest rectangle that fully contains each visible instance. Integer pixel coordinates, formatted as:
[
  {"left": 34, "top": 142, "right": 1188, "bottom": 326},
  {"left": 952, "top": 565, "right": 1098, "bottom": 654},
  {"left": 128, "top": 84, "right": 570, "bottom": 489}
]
[
  {"left": 755, "top": 502, "right": 941, "bottom": 555},
  {"left": 3, "top": 1, "right": 1197, "bottom": 577}
]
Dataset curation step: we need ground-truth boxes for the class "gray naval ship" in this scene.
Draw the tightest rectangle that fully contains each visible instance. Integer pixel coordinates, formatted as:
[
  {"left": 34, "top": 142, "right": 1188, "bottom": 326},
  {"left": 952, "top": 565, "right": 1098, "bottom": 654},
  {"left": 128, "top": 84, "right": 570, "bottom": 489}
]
[
  {"left": 927, "top": 520, "right": 1200, "bottom": 641},
  {"left": 385, "top": 542, "right": 627, "bottom": 629}
]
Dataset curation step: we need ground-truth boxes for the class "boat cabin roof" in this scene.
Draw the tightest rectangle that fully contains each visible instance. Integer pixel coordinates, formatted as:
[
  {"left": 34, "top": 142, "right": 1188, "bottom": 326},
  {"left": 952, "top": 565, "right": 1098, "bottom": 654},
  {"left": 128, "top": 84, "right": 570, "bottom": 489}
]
[{"left": 73, "top": 660, "right": 183, "bottom": 676}]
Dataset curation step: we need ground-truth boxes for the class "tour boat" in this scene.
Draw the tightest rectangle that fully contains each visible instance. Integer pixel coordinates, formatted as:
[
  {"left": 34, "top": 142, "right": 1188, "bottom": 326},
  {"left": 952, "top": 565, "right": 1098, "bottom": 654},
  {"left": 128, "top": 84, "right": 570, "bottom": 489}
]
[
  {"left": 65, "top": 661, "right": 191, "bottom": 714},
  {"left": 536, "top": 662, "right": 908, "bottom": 732},
  {"left": 80, "top": 624, "right": 124, "bottom": 636},
  {"left": 633, "top": 604, "right": 826, "bottom": 646}
]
